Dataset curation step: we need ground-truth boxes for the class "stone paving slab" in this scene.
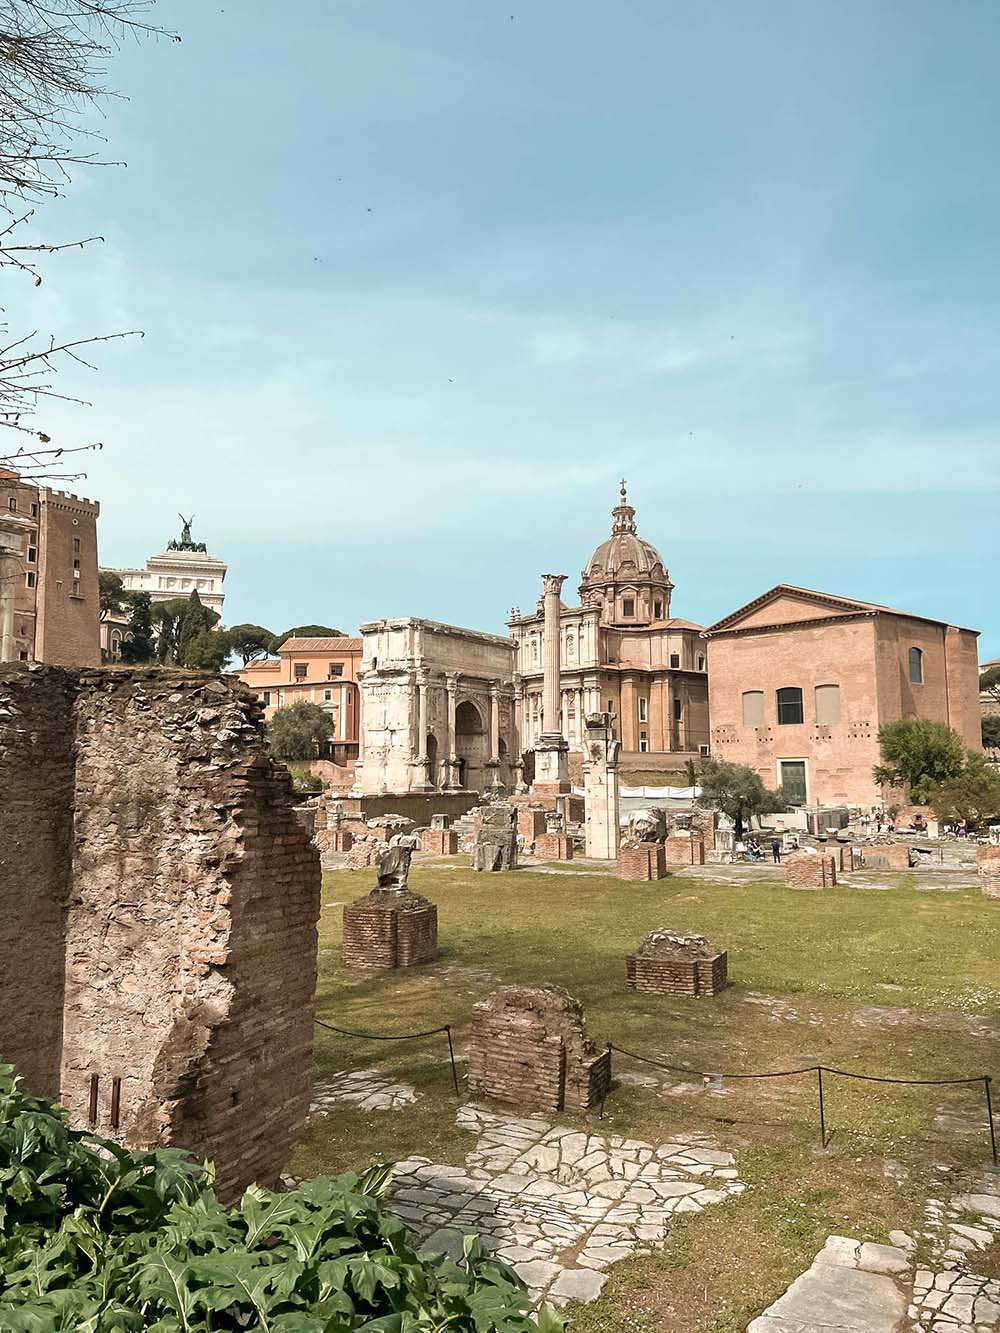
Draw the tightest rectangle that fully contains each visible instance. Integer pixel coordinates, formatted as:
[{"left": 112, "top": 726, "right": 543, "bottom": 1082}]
[
  {"left": 387, "top": 1103, "right": 744, "bottom": 1307},
  {"left": 311, "top": 1070, "right": 418, "bottom": 1113}
]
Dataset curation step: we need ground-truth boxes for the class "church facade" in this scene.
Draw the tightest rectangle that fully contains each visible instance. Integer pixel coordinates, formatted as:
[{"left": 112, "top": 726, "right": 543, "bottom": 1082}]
[{"left": 508, "top": 485, "right": 709, "bottom": 766}]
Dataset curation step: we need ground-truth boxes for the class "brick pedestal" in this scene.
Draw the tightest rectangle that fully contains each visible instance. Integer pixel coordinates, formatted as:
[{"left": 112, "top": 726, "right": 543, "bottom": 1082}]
[
  {"left": 534, "top": 832, "right": 573, "bottom": 860},
  {"left": 466, "top": 985, "right": 611, "bottom": 1113},
  {"left": 342, "top": 891, "right": 438, "bottom": 968},
  {"left": 627, "top": 949, "right": 728, "bottom": 997},
  {"left": 420, "top": 828, "right": 458, "bottom": 856},
  {"left": 978, "top": 845, "right": 1000, "bottom": 900},
  {"left": 618, "top": 843, "right": 668, "bottom": 881},
  {"left": 663, "top": 835, "right": 706, "bottom": 867},
  {"left": 783, "top": 854, "right": 837, "bottom": 889}
]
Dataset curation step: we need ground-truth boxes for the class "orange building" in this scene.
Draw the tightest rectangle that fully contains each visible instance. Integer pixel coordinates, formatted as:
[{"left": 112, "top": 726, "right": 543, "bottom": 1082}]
[
  {"left": 239, "top": 636, "right": 362, "bottom": 764},
  {"left": 704, "top": 585, "right": 981, "bottom": 808},
  {"left": 0, "top": 469, "right": 100, "bottom": 667}
]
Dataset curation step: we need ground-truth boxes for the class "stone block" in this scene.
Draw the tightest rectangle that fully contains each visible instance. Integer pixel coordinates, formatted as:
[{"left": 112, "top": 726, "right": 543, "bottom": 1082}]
[
  {"left": 783, "top": 853, "right": 837, "bottom": 889},
  {"left": 534, "top": 832, "right": 573, "bottom": 860},
  {"left": 342, "top": 890, "right": 438, "bottom": 969},
  {"left": 617, "top": 843, "right": 668, "bottom": 881}
]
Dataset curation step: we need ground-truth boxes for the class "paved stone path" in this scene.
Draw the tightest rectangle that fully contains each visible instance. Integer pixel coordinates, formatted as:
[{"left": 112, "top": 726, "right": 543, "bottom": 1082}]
[
  {"left": 311, "top": 1070, "right": 417, "bottom": 1113},
  {"left": 387, "top": 1103, "right": 744, "bottom": 1307},
  {"left": 750, "top": 1183, "right": 1000, "bottom": 1333}
]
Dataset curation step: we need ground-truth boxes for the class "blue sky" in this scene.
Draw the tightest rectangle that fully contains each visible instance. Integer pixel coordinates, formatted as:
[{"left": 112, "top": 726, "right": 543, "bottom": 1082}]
[{"left": 10, "top": 0, "right": 999, "bottom": 653}]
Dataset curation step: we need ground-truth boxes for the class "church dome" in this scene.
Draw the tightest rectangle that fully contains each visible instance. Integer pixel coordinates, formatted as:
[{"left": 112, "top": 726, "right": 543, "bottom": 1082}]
[{"left": 580, "top": 482, "right": 673, "bottom": 623}]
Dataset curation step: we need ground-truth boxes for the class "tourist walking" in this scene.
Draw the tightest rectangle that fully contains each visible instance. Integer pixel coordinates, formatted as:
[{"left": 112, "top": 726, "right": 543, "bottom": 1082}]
[{"left": 771, "top": 838, "right": 781, "bottom": 863}]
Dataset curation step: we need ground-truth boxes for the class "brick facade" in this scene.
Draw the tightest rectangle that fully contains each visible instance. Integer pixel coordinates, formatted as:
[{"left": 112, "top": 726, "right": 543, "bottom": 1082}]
[
  {"left": 420, "top": 828, "right": 459, "bottom": 856},
  {"left": 534, "top": 831, "right": 574, "bottom": 860},
  {"left": 978, "top": 845, "right": 1000, "bottom": 901},
  {"left": 663, "top": 835, "right": 706, "bottom": 867},
  {"left": 0, "top": 665, "right": 320, "bottom": 1201}
]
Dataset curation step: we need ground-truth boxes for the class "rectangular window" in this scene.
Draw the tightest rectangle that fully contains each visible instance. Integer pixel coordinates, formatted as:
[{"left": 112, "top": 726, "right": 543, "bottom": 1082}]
[
  {"left": 815, "top": 684, "right": 841, "bottom": 724},
  {"left": 622, "top": 598, "right": 635, "bottom": 617},
  {"left": 653, "top": 600, "right": 662, "bottom": 618},
  {"left": 7, "top": 498, "right": 15, "bottom": 512},
  {"left": 25, "top": 571, "right": 35, "bottom": 588},
  {"left": 18, "top": 650, "right": 28, "bottom": 661},
  {"left": 776, "top": 686, "right": 803, "bottom": 725},
  {"left": 673, "top": 698, "right": 682, "bottom": 721},
  {"left": 908, "top": 647, "right": 923, "bottom": 684},
  {"left": 328, "top": 663, "right": 344, "bottom": 677},
  {"left": 324, "top": 689, "right": 332, "bottom": 701},
  {"left": 294, "top": 664, "right": 308, "bottom": 680},
  {"left": 779, "top": 760, "right": 807, "bottom": 805},
  {"left": 639, "top": 732, "right": 648, "bottom": 753},
  {"left": 606, "top": 699, "right": 613, "bottom": 711},
  {"left": 638, "top": 697, "right": 648, "bottom": 722},
  {"left": 262, "top": 691, "right": 271, "bottom": 706},
  {"left": 73, "top": 538, "right": 81, "bottom": 554},
  {"left": 30, "top": 502, "right": 38, "bottom": 518},
  {"left": 742, "top": 690, "right": 765, "bottom": 726},
  {"left": 697, "top": 654, "right": 705, "bottom": 671},
  {"left": 27, "top": 546, "right": 36, "bottom": 563},
  {"left": 669, "top": 653, "right": 680, "bottom": 668}
]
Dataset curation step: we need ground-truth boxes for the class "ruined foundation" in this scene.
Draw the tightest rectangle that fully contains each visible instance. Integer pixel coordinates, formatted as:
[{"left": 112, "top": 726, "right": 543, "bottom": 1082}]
[
  {"left": 420, "top": 828, "right": 459, "bottom": 856},
  {"left": 618, "top": 843, "right": 668, "bottom": 881},
  {"left": 342, "top": 890, "right": 438, "bottom": 968},
  {"left": 783, "top": 853, "right": 838, "bottom": 889},
  {"left": 626, "top": 930, "right": 728, "bottom": 997},
  {"left": 534, "top": 831, "right": 574, "bottom": 860},
  {"left": 663, "top": 835, "right": 706, "bottom": 867},
  {"left": 0, "top": 665, "right": 320, "bottom": 1202},
  {"left": 472, "top": 802, "right": 519, "bottom": 871},
  {"left": 466, "top": 985, "right": 611, "bottom": 1113},
  {"left": 978, "top": 845, "right": 1000, "bottom": 900},
  {"left": 861, "top": 841, "right": 913, "bottom": 870}
]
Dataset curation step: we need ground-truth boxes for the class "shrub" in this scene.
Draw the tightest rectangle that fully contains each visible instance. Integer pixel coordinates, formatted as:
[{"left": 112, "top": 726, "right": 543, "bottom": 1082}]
[{"left": 0, "top": 1065, "right": 559, "bottom": 1331}]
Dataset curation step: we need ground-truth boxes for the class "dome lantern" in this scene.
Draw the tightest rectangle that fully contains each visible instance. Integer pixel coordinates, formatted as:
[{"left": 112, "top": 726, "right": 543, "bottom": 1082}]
[{"left": 579, "top": 481, "right": 674, "bottom": 626}]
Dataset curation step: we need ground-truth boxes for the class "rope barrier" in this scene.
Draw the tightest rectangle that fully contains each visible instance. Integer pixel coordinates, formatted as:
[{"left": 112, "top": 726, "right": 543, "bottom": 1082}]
[{"left": 314, "top": 1018, "right": 461, "bottom": 1099}]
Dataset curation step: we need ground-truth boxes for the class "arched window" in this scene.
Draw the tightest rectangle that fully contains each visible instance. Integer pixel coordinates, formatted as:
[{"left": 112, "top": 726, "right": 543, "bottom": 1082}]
[
  {"left": 908, "top": 647, "right": 924, "bottom": 684},
  {"left": 776, "top": 686, "right": 803, "bottom": 725}
]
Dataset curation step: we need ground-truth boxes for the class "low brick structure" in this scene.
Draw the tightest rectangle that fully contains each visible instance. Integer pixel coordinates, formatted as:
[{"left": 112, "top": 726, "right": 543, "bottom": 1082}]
[
  {"left": 784, "top": 853, "right": 837, "bottom": 889},
  {"left": 861, "top": 841, "right": 913, "bottom": 870},
  {"left": 345, "top": 835, "right": 381, "bottom": 868},
  {"left": 516, "top": 807, "right": 547, "bottom": 842},
  {"left": 978, "top": 844, "right": 1000, "bottom": 900},
  {"left": 466, "top": 985, "right": 611, "bottom": 1112},
  {"left": 534, "top": 831, "right": 574, "bottom": 860},
  {"left": 663, "top": 835, "right": 706, "bottom": 867},
  {"left": 420, "top": 827, "right": 459, "bottom": 856},
  {"left": 626, "top": 930, "right": 728, "bottom": 997},
  {"left": 618, "top": 842, "right": 668, "bottom": 881},
  {"left": 315, "top": 827, "right": 354, "bottom": 854},
  {"left": 0, "top": 665, "right": 320, "bottom": 1203},
  {"left": 342, "top": 890, "right": 438, "bottom": 968}
]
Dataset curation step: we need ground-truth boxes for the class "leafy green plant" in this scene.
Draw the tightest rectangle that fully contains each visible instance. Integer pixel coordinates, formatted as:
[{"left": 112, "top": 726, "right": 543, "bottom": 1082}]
[{"left": 0, "top": 1065, "right": 561, "bottom": 1332}]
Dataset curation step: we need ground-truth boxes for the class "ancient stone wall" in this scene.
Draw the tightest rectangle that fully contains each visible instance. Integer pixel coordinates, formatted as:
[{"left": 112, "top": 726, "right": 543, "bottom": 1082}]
[
  {"left": 0, "top": 666, "right": 75, "bottom": 1098},
  {"left": 0, "top": 665, "right": 320, "bottom": 1202}
]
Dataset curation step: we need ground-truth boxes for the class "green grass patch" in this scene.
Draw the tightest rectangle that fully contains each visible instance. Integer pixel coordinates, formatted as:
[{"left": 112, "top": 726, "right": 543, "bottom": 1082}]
[{"left": 297, "top": 864, "right": 1000, "bottom": 1333}]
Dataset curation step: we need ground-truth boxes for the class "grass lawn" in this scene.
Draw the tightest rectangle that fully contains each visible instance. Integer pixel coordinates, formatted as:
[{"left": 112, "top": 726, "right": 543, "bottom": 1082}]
[{"left": 292, "top": 861, "right": 1000, "bottom": 1333}]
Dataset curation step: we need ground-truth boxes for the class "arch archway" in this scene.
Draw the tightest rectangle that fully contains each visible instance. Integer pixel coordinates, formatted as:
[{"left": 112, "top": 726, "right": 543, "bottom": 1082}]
[
  {"left": 426, "top": 732, "right": 439, "bottom": 788},
  {"left": 455, "top": 699, "right": 486, "bottom": 791}
]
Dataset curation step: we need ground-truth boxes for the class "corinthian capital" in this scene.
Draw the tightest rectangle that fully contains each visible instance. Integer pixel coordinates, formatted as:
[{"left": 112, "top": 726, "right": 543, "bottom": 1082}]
[{"left": 541, "top": 573, "right": 567, "bottom": 597}]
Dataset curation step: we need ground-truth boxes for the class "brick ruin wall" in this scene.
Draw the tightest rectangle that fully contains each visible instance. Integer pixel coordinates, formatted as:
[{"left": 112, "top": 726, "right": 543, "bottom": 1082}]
[
  {"left": 979, "top": 845, "right": 1000, "bottom": 900},
  {"left": 663, "top": 835, "right": 706, "bottom": 867},
  {"left": 862, "top": 841, "right": 912, "bottom": 870},
  {"left": 783, "top": 853, "right": 838, "bottom": 889},
  {"left": 626, "top": 951, "right": 728, "bottom": 997},
  {"left": 342, "top": 891, "right": 438, "bottom": 968},
  {"left": 618, "top": 843, "right": 668, "bottom": 881},
  {"left": 0, "top": 665, "right": 320, "bottom": 1201}
]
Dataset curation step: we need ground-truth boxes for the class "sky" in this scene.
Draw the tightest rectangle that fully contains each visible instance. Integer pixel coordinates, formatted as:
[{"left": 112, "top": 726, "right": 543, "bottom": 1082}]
[{"left": 8, "top": 0, "right": 1000, "bottom": 654}]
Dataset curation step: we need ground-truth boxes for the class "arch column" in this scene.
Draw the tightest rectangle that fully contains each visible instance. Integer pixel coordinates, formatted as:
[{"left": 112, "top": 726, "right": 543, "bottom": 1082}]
[
  {"left": 412, "top": 669, "right": 432, "bottom": 790},
  {"left": 486, "top": 680, "right": 504, "bottom": 791},
  {"left": 444, "top": 671, "right": 460, "bottom": 790}
]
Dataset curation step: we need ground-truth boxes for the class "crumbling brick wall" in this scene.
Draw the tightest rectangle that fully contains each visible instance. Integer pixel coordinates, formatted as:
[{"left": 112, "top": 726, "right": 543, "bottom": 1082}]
[
  {"left": 663, "top": 835, "right": 706, "bottom": 867},
  {"left": 618, "top": 843, "right": 667, "bottom": 881},
  {"left": 978, "top": 845, "right": 1000, "bottom": 900},
  {"left": 0, "top": 665, "right": 320, "bottom": 1202},
  {"left": 783, "top": 853, "right": 837, "bottom": 889}
]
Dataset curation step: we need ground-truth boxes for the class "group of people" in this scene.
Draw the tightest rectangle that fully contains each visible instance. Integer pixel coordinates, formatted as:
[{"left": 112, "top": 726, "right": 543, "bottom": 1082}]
[
  {"left": 734, "top": 836, "right": 784, "bottom": 864},
  {"left": 857, "top": 809, "right": 892, "bottom": 835}
]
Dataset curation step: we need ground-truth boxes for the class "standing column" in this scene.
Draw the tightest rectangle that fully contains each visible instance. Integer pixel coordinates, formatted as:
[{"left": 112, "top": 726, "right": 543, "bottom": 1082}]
[
  {"left": 487, "top": 681, "right": 504, "bottom": 791},
  {"left": 445, "top": 671, "right": 460, "bottom": 789},
  {"left": 413, "top": 669, "right": 432, "bottom": 790},
  {"left": 532, "top": 574, "right": 570, "bottom": 795}
]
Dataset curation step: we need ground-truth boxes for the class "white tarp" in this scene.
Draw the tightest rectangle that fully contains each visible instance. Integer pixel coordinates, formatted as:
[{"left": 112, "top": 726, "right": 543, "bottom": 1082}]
[{"left": 619, "top": 785, "right": 701, "bottom": 800}]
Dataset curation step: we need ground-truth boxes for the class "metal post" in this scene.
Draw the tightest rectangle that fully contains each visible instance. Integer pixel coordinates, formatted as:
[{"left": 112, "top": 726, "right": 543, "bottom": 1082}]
[
  {"left": 986, "top": 1076, "right": 997, "bottom": 1168},
  {"left": 445, "top": 1026, "right": 460, "bottom": 1099},
  {"left": 599, "top": 1043, "right": 612, "bottom": 1119},
  {"left": 817, "top": 1066, "right": 827, "bottom": 1149},
  {"left": 110, "top": 1077, "right": 121, "bottom": 1130},
  {"left": 88, "top": 1073, "right": 99, "bottom": 1125}
]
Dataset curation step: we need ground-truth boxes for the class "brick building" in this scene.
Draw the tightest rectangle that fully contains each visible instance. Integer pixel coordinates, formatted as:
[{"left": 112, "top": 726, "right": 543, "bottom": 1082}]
[
  {"left": 239, "top": 636, "right": 362, "bottom": 764},
  {"left": 0, "top": 469, "right": 100, "bottom": 667},
  {"left": 704, "top": 585, "right": 981, "bottom": 808}
]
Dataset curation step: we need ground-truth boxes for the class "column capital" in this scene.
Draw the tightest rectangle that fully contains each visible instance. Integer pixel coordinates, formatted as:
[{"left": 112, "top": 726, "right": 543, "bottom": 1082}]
[
  {"left": 445, "top": 671, "right": 461, "bottom": 691},
  {"left": 541, "top": 573, "right": 567, "bottom": 596}
]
